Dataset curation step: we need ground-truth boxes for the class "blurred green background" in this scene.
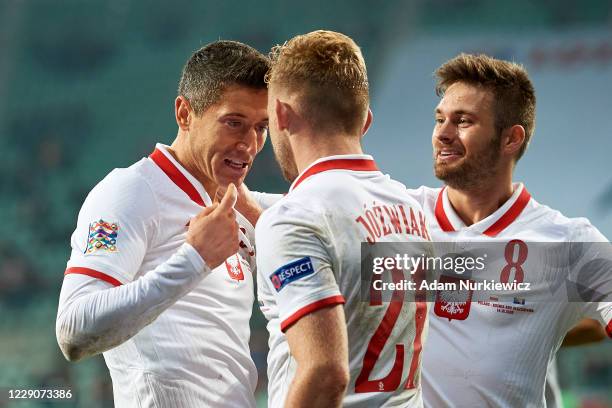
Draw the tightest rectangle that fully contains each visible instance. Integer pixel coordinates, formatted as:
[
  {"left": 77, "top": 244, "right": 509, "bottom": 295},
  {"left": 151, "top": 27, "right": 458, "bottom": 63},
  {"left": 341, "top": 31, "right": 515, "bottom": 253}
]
[{"left": 0, "top": 0, "right": 610, "bottom": 407}]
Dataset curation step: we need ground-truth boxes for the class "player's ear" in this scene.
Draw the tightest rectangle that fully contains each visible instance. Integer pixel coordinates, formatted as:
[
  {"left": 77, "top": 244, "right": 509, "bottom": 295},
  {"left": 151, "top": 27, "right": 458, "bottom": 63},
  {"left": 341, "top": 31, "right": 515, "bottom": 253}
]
[
  {"left": 361, "top": 108, "right": 373, "bottom": 137},
  {"left": 275, "top": 99, "right": 292, "bottom": 132},
  {"left": 502, "top": 125, "right": 525, "bottom": 158},
  {"left": 175, "top": 96, "right": 192, "bottom": 131}
]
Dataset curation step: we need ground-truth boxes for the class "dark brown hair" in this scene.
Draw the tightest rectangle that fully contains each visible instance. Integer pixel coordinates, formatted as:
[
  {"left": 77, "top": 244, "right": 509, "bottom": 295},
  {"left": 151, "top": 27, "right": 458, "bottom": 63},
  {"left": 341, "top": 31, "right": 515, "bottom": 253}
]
[{"left": 178, "top": 40, "right": 270, "bottom": 115}]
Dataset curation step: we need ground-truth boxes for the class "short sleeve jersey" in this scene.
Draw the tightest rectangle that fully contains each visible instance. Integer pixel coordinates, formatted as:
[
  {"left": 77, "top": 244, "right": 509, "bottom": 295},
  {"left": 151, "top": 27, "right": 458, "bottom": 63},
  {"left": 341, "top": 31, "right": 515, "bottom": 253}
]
[
  {"left": 65, "top": 144, "right": 257, "bottom": 408},
  {"left": 407, "top": 183, "right": 612, "bottom": 408},
  {"left": 257, "top": 155, "right": 433, "bottom": 408}
]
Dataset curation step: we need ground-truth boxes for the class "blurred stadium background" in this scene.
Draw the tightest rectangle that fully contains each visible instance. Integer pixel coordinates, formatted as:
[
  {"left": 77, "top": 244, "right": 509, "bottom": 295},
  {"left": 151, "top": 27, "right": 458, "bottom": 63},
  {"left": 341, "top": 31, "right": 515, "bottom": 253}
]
[{"left": 0, "top": 0, "right": 610, "bottom": 407}]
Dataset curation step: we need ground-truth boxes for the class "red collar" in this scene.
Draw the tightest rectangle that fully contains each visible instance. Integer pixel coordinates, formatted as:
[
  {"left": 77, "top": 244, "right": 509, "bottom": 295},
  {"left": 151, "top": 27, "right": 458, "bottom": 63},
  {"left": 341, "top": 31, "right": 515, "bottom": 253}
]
[
  {"left": 434, "top": 187, "right": 454, "bottom": 232},
  {"left": 290, "top": 157, "right": 379, "bottom": 192},
  {"left": 149, "top": 148, "right": 206, "bottom": 206},
  {"left": 434, "top": 186, "right": 532, "bottom": 237}
]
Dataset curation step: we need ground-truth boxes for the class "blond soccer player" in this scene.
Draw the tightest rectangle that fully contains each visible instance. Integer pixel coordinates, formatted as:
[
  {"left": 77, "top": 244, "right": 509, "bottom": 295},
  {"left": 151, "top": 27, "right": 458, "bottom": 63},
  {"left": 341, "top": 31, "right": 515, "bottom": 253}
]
[{"left": 256, "top": 30, "right": 433, "bottom": 408}]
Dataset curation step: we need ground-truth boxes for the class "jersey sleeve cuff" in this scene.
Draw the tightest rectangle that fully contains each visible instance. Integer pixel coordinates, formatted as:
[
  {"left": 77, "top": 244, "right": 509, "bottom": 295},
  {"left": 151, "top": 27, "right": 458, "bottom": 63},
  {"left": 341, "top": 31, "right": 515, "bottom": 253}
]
[{"left": 280, "top": 295, "right": 345, "bottom": 332}]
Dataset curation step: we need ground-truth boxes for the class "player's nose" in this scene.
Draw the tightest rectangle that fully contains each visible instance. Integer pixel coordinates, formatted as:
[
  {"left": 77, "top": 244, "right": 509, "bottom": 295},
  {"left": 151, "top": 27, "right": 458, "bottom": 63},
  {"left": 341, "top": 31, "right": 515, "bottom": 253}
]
[
  {"left": 433, "top": 120, "right": 456, "bottom": 144},
  {"left": 237, "top": 128, "right": 259, "bottom": 156}
]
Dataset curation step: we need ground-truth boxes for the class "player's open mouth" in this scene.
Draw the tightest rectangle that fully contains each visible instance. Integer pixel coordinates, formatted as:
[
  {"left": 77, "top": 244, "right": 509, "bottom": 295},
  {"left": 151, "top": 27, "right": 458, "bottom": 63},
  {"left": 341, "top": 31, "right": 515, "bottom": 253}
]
[
  {"left": 437, "top": 150, "right": 463, "bottom": 162},
  {"left": 224, "top": 159, "right": 249, "bottom": 169}
]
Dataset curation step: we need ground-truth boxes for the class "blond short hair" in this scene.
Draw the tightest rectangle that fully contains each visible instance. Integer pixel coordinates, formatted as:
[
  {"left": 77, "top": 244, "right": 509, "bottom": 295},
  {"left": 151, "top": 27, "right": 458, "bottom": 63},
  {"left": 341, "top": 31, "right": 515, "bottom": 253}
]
[{"left": 267, "top": 30, "right": 369, "bottom": 135}]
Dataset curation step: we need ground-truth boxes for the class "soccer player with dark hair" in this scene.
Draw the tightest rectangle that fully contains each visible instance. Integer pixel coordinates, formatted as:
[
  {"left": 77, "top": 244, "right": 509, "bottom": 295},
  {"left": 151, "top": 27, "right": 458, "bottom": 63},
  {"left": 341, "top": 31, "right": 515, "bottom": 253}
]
[{"left": 56, "top": 40, "right": 269, "bottom": 407}]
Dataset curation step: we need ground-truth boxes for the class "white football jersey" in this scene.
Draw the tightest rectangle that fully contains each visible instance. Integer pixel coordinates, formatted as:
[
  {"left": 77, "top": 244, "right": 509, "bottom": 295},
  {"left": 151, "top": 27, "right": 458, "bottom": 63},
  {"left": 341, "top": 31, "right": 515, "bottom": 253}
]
[
  {"left": 407, "top": 184, "right": 612, "bottom": 408},
  {"left": 256, "top": 155, "right": 433, "bottom": 408},
  {"left": 65, "top": 144, "right": 257, "bottom": 407}
]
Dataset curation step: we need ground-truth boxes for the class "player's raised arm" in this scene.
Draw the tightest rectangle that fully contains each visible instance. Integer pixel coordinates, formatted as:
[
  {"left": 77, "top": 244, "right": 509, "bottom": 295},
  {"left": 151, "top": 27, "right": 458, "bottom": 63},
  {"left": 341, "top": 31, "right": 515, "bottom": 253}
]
[
  {"left": 284, "top": 305, "right": 349, "bottom": 408},
  {"left": 56, "top": 41, "right": 269, "bottom": 407},
  {"left": 56, "top": 184, "right": 239, "bottom": 361}
]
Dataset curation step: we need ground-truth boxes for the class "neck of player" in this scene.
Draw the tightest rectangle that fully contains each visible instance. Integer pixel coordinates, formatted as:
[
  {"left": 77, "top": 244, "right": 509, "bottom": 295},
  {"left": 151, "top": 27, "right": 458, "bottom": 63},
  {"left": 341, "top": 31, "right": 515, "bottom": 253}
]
[
  {"left": 166, "top": 141, "right": 219, "bottom": 200},
  {"left": 293, "top": 133, "right": 364, "bottom": 174},
  {"left": 446, "top": 172, "right": 514, "bottom": 226}
]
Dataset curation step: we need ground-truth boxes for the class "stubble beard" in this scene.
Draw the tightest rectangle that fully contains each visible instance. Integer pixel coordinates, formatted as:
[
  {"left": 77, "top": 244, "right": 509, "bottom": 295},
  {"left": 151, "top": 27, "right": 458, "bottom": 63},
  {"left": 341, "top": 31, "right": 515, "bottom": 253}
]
[
  {"left": 270, "top": 132, "right": 299, "bottom": 183},
  {"left": 434, "top": 137, "right": 502, "bottom": 191}
]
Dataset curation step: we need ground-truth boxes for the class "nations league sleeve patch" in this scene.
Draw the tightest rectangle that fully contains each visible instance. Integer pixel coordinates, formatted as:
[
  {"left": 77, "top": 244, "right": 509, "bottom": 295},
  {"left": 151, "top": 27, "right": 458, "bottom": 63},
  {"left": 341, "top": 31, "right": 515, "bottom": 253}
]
[
  {"left": 85, "top": 219, "right": 119, "bottom": 254},
  {"left": 270, "top": 257, "right": 315, "bottom": 292}
]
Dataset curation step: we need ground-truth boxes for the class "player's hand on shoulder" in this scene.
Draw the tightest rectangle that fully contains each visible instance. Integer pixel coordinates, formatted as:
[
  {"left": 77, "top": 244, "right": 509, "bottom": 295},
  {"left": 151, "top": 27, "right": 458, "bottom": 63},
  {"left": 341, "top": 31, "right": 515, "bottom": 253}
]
[{"left": 187, "top": 183, "right": 239, "bottom": 269}]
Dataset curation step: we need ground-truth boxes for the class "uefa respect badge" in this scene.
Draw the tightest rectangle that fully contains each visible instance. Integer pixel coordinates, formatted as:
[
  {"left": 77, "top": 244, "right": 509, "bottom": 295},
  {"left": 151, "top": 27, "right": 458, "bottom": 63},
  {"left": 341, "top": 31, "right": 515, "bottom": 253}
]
[{"left": 270, "top": 257, "right": 315, "bottom": 292}]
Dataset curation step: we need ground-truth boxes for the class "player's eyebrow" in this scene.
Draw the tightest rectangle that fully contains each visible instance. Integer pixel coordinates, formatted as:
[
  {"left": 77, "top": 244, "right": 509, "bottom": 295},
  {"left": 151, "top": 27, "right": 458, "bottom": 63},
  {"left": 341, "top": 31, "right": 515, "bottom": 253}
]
[
  {"left": 220, "top": 112, "right": 248, "bottom": 118},
  {"left": 453, "top": 109, "right": 474, "bottom": 116},
  {"left": 435, "top": 108, "right": 476, "bottom": 117},
  {"left": 220, "top": 113, "right": 269, "bottom": 123}
]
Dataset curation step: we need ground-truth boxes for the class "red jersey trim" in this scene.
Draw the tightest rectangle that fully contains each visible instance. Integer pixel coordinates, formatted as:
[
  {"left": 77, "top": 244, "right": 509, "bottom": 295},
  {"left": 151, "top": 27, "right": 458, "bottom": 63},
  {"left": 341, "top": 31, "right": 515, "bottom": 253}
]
[
  {"left": 434, "top": 186, "right": 532, "bottom": 237},
  {"left": 290, "top": 159, "right": 379, "bottom": 192},
  {"left": 65, "top": 267, "right": 123, "bottom": 287},
  {"left": 482, "top": 188, "right": 531, "bottom": 237},
  {"left": 405, "top": 301, "right": 427, "bottom": 389},
  {"left": 280, "top": 295, "right": 346, "bottom": 332},
  {"left": 149, "top": 148, "right": 205, "bottom": 207},
  {"left": 606, "top": 320, "right": 612, "bottom": 339},
  {"left": 434, "top": 187, "right": 455, "bottom": 232}
]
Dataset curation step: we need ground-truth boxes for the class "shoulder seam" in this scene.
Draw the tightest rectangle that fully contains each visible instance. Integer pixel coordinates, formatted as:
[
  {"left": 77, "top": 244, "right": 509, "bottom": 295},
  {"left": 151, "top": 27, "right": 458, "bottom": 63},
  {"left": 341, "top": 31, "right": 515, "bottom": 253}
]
[{"left": 137, "top": 165, "right": 162, "bottom": 247}]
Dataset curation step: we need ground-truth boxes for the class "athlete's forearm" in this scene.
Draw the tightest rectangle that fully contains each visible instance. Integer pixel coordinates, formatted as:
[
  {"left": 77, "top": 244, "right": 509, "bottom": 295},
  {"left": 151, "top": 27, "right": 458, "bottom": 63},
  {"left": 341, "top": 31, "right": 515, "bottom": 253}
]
[
  {"left": 284, "top": 363, "right": 348, "bottom": 408},
  {"left": 56, "top": 243, "right": 210, "bottom": 361}
]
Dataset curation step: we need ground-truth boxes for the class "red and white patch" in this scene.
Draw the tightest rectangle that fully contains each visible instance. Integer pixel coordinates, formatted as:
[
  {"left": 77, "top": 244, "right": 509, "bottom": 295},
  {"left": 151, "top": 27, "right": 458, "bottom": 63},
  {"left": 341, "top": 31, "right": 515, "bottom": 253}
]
[
  {"left": 225, "top": 254, "right": 245, "bottom": 281},
  {"left": 434, "top": 275, "right": 473, "bottom": 321}
]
